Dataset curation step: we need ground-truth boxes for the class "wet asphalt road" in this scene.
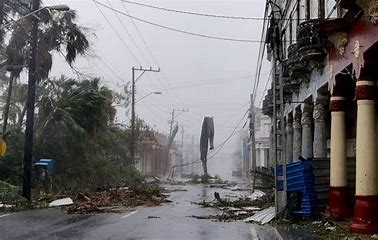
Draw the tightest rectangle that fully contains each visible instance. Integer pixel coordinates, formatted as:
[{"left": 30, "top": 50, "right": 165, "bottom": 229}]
[{"left": 0, "top": 184, "right": 290, "bottom": 240}]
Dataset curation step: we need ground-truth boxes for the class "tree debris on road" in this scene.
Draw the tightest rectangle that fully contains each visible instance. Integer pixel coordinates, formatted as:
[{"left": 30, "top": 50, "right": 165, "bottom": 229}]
[
  {"left": 66, "top": 184, "right": 166, "bottom": 214},
  {"left": 189, "top": 189, "right": 274, "bottom": 222}
]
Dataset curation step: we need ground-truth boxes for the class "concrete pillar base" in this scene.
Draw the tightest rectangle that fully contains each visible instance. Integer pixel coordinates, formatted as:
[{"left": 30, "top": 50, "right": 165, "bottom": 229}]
[
  {"left": 350, "top": 195, "right": 378, "bottom": 234},
  {"left": 328, "top": 186, "right": 349, "bottom": 219}
]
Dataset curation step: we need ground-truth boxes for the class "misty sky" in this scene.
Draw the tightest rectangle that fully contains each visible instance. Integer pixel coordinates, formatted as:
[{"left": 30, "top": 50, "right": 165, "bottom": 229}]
[{"left": 40, "top": 0, "right": 269, "bottom": 178}]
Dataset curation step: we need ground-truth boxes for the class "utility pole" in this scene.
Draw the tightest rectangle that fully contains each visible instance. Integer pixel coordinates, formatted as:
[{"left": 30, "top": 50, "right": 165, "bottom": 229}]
[
  {"left": 131, "top": 66, "right": 160, "bottom": 166},
  {"left": 180, "top": 125, "right": 184, "bottom": 176},
  {"left": 22, "top": 0, "right": 40, "bottom": 200},
  {"left": 250, "top": 94, "right": 257, "bottom": 191},
  {"left": 269, "top": 3, "right": 287, "bottom": 214},
  {"left": 168, "top": 108, "right": 189, "bottom": 136},
  {"left": 169, "top": 110, "right": 175, "bottom": 136},
  {"left": 191, "top": 135, "right": 194, "bottom": 174}
]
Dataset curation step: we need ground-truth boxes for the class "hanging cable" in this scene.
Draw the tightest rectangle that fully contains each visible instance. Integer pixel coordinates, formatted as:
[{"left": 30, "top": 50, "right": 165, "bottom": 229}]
[
  {"left": 93, "top": 0, "right": 142, "bottom": 64},
  {"left": 167, "top": 108, "right": 249, "bottom": 175},
  {"left": 252, "top": 1, "right": 269, "bottom": 103},
  {"left": 121, "top": 0, "right": 266, "bottom": 20},
  {"left": 93, "top": 0, "right": 264, "bottom": 43}
]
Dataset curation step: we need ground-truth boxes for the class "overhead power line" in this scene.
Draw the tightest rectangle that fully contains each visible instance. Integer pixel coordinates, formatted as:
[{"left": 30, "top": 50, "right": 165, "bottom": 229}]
[
  {"left": 121, "top": 0, "right": 265, "bottom": 20},
  {"left": 106, "top": 0, "right": 151, "bottom": 65},
  {"left": 257, "top": 68, "right": 274, "bottom": 107},
  {"left": 252, "top": 1, "right": 269, "bottom": 103},
  {"left": 120, "top": 0, "right": 160, "bottom": 66},
  {"left": 93, "top": 0, "right": 142, "bottom": 64},
  {"left": 120, "top": 1, "right": 187, "bottom": 107},
  {"left": 167, "top": 109, "right": 249, "bottom": 177},
  {"left": 93, "top": 0, "right": 263, "bottom": 43},
  {"left": 121, "top": 0, "right": 321, "bottom": 21}
]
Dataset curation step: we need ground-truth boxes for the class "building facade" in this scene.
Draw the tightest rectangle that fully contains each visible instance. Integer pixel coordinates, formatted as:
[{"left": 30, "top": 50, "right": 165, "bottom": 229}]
[
  {"left": 136, "top": 131, "right": 177, "bottom": 177},
  {"left": 239, "top": 108, "right": 271, "bottom": 177},
  {"left": 254, "top": 108, "right": 271, "bottom": 168},
  {"left": 262, "top": 0, "right": 378, "bottom": 234}
]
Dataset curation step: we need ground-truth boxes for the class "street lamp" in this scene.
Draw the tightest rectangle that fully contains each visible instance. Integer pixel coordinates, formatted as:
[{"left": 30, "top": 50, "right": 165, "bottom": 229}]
[
  {"left": 22, "top": 1, "right": 70, "bottom": 201},
  {"left": 130, "top": 67, "right": 160, "bottom": 166},
  {"left": 136, "top": 91, "right": 162, "bottom": 103}
]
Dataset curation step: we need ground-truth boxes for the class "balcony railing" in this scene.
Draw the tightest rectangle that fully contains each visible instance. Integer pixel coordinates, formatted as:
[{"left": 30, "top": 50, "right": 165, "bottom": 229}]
[{"left": 297, "top": 19, "right": 323, "bottom": 52}]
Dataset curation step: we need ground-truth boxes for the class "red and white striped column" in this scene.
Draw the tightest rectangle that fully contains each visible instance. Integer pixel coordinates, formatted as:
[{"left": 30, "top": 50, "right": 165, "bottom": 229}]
[
  {"left": 351, "top": 68, "right": 378, "bottom": 234},
  {"left": 329, "top": 93, "right": 349, "bottom": 219}
]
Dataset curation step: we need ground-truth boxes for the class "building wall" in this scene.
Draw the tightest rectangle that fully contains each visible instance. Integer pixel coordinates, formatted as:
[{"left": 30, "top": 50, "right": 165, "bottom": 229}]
[
  {"left": 253, "top": 109, "right": 271, "bottom": 168},
  {"left": 281, "top": 0, "right": 342, "bottom": 58}
]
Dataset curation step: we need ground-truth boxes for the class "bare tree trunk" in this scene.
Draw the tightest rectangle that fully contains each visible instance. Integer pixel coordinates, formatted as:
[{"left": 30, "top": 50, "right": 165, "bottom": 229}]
[
  {"left": 18, "top": 102, "right": 27, "bottom": 127},
  {"left": 3, "top": 73, "right": 15, "bottom": 133}
]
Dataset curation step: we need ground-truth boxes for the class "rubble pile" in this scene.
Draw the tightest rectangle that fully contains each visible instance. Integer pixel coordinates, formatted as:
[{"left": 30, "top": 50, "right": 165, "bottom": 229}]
[
  {"left": 275, "top": 219, "right": 359, "bottom": 239},
  {"left": 190, "top": 190, "right": 274, "bottom": 222},
  {"left": 66, "top": 184, "right": 166, "bottom": 214}
]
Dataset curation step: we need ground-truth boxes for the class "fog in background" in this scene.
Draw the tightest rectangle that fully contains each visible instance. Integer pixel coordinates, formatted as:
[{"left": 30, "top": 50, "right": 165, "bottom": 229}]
[{"left": 38, "top": 0, "right": 270, "bottom": 179}]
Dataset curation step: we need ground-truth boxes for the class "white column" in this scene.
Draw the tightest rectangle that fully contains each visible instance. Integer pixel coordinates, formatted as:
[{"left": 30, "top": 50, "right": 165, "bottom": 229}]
[
  {"left": 356, "top": 99, "right": 376, "bottom": 195},
  {"left": 329, "top": 95, "right": 348, "bottom": 219},
  {"left": 351, "top": 78, "right": 378, "bottom": 234},
  {"left": 330, "top": 110, "right": 347, "bottom": 187}
]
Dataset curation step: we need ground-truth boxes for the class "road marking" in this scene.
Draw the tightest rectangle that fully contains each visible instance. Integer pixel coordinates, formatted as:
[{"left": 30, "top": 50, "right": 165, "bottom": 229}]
[
  {"left": 120, "top": 210, "right": 138, "bottom": 219},
  {"left": 0, "top": 214, "right": 10, "bottom": 218}
]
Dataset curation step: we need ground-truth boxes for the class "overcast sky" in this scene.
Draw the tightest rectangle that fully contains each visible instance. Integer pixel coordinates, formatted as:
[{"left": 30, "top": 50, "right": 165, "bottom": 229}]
[{"left": 40, "top": 0, "right": 269, "bottom": 178}]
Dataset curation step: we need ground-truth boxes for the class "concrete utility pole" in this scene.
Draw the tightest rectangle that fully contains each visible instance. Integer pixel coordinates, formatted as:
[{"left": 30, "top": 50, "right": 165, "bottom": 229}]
[
  {"left": 180, "top": 125, "right": 184, "bottom": 176},
  {"left": 269, "top": 3, "right": 287, "bottom": 214},
  {"left": 169, "top": 108, "right": 189, "bottom": 136},
  {"left": 21, "top": 2, "right": 70, "bottom": 200},
  {"left": 131, "top": 66, "right": 160, "bottom": 166},
  {"left": 250, "top": 94, "right": 257, "bottom": 191},
  {"left": 22, "top": 0, "right": 40, "bottom": 201},
  {"left": 191, "top": 135, "right": 195, "bottom": 174}
]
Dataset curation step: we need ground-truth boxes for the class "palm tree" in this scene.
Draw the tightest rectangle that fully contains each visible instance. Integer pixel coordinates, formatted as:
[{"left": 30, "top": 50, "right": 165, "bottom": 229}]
[
  {"left": 37, "top": 77, "right": 115, "bottom": 136},
  {"left": 2, "top": 3, "right": 90, "bottom": 133}
]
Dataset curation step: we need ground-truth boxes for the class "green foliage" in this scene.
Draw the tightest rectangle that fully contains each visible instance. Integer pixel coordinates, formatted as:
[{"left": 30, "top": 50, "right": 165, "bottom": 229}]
[
  {"left": 0, "top": 76, "right": 144, "bottom": 193},
  {"left": 0, "top": 128, "right": 24, "bottom": 185},
  {"left": 5, "top": 3, "right": 90, "bottom": 80},
  {"left": 0, "top": 180, "right": 22, "bottom": 202},
  {"left": 32, "top": 77, "right": 138, "bottom": 191}
]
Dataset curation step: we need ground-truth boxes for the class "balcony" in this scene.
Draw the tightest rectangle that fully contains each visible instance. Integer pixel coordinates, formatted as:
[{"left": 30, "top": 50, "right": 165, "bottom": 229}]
[
  {"left": 282, "top": 60, "right": 294, "bottom": 101},
  {"left": 296, "top": 19, "right": 326, "bottom": 66},
  {"left": 262, "top": 88, "right": 273, "bottom": 117},
  {"left": 286, "top": 43, "right": 310, "bottom": 89}
]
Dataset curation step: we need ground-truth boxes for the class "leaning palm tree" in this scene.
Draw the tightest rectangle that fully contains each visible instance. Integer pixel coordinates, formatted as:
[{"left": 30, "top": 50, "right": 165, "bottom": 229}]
[
  {"left": 2, "top": 3, "right": 90, "bottom": 133},
  {"left": 36, "top": 78, "right": 116, "bottom": 157}
]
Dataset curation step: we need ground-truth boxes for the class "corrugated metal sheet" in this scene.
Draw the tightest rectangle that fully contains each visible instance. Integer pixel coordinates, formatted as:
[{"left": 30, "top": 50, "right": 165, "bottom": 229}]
[
  {"left": 244, "top": 207, "right": 276, "bottom": 224},
  {"left": 312, "top": 157, "right": 356, "bottom": 210}
]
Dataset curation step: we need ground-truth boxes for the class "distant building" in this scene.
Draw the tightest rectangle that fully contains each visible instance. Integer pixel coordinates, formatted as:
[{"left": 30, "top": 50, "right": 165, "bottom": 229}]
[
  {"left": 254, "top": 109, "right": 271, "bottom": 168},
  {"left": 136, "top": 131, "right": 177, "bottom": 177},
  {"left": 239, "top": 108, "right": 271, "bottom": 177}
]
